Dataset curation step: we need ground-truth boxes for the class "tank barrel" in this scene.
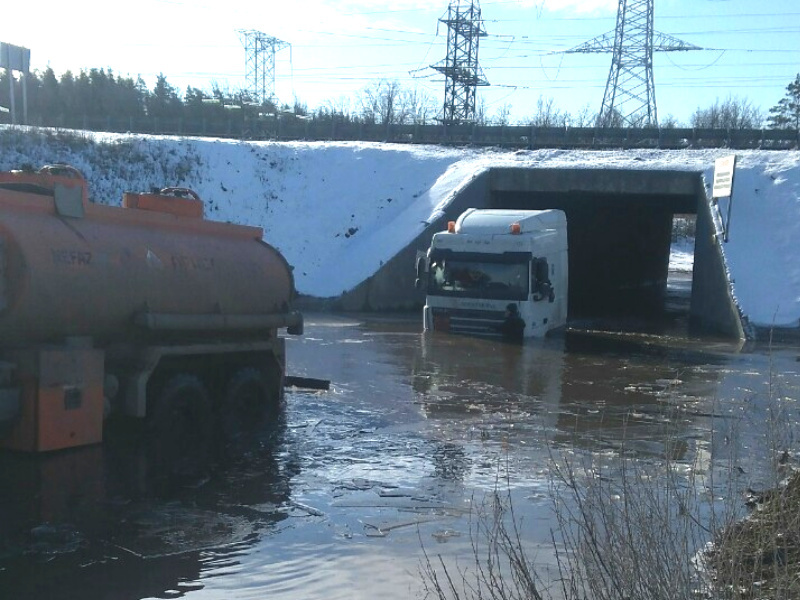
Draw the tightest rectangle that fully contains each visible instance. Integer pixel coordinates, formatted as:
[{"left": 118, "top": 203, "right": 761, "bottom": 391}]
[{"left": 0, "top": 167, "right": 297, "bottom": 344}]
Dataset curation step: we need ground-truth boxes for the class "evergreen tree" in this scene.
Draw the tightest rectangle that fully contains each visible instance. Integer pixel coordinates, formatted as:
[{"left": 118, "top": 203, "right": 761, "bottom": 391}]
[
  {"left": 115, "top": 74, "right": 146, "bottom": 119},
  {"left": 88, "top": 68, "right": 109, "bottom": 115},
  {"left": 38, "top": 67, "right": 60, "bottom": 118},
  {"left": 767, "top": 74, "right": 800, "bottom": 130},
  {"left": 183, "top": 86, "right": 226, "bottom": 122},
  {"left": 59, "top": 70, "right": 78, "bottom": 119},
  {"left": 147, "top": 73, "right": 182, "bottom": 119},
  {"left": 75, "top": 70, "right": 93, "bottom": 116},
  {"left": 183, "top": 86, "right": 207, "bottom": 120}
]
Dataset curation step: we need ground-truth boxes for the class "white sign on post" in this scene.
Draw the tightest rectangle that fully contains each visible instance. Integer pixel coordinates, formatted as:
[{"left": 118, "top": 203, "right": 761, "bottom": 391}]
[
  {"left": 712, "top": 155, "right": 737, "bottom": 242},
  {"left": 713, "top": 155, "right": 736, "bottom": 198}
]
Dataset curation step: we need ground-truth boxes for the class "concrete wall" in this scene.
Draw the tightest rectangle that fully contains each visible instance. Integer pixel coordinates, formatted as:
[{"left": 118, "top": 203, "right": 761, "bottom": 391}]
[
  {"left": 490, "top": 168, "right": 700, "bottom": 202},
  {"left": 332, "top": 171, "right": 492, "bottom": 311},
  {"left": 690, "top": 177, "right": 747, "bottom": 338}
]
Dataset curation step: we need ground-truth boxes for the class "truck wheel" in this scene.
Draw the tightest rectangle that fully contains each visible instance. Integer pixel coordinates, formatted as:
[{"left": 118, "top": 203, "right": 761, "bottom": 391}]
[
  {"left": 219, "top": 367, "right": 276, "bottom": 441},
  {"left": 149, "top": 373, "right": 212, "bottom": 482}
]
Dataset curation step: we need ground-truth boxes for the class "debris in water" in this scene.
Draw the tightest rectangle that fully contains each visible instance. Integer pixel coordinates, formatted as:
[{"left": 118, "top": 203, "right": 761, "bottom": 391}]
[
  {"left": 431, "top": 530, "right": 462, "bottom": 543},
  {"left": 288, "top": 501, "right": 325, "bottom": 517}
]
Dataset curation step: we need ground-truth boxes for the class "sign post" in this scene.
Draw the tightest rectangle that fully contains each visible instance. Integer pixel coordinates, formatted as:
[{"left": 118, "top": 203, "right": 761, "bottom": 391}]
[{"left": 712, "top": 155, "right": 737, "bottom": 243}]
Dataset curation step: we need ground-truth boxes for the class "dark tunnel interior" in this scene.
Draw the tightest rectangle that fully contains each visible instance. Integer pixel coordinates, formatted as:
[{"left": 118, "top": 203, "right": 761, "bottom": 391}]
[{"left": 489, "top": 169, "right": 702, "bottom": 330}]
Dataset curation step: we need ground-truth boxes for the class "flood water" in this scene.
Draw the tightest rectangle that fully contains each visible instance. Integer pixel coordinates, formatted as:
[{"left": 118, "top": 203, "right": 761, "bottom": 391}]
[{"left": 1, "top": 310, "right": 799, "bottom": 599}]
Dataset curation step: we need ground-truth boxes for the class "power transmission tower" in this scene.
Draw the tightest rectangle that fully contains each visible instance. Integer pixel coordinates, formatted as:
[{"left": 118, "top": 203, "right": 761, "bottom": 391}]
[
  {"left": 566, "top": 0, "right": 700, "bottom": 128},
  {"left": 238, "top": 30, "right": 290, "bottom": 106},
  {"left": 431, "top": 0, "right": 489, "bottom": 126}
]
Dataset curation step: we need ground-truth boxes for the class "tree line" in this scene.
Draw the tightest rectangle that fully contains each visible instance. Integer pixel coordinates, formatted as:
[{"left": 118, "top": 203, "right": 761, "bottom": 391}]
[
  {"left": 1, "top": 66, "right": 799, "bottom": 133},
  {"left": 0, "top": 67, "right": 278, "bottom": 125}
]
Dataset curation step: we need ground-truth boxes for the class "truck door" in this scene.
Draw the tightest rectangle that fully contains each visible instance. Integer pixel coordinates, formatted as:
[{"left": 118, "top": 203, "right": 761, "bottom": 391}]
[{"left": 532, "top": 257, "right": 554, "bottom": 302}]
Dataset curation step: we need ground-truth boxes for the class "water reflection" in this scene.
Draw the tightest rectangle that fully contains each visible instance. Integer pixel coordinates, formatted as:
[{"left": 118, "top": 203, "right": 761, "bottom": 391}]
[
  {"left": 408, "top": 322, "right": 739, "bottom": 460},
  {"left": 0, "top": 417, "right": 295, "bottom": 599},
  {"left": 1, "top": 314, "right": 796, "bottom": 600}
]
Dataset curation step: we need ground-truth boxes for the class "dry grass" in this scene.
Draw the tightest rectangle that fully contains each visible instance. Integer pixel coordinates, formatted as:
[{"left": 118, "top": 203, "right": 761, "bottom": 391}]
[
  {"left": 423, "top": 415, "right": 798, "bottom": 600},
  {"left": 422, "top": 440, "right": 737, "bottom": 600},
  {"left": 421, "top": 490, "right": 548, "bottom": 600},
  {"left": 707, "top": 471, "right": 800, "bottom": 599}
]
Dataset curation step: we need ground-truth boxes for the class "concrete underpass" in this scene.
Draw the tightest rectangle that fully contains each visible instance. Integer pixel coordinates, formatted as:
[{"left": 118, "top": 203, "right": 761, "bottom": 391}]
[{"left": 338, "top": 166, "right": 744, "bottom": 339}]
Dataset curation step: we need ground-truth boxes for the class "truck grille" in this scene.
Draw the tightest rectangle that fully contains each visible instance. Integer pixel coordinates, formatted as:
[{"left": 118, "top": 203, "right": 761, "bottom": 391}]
[{"left": 431, "top": 307, "right": 506, "bottom": 337}]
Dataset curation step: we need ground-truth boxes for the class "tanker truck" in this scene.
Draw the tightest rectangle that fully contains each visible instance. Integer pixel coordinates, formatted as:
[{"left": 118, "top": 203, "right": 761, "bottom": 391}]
[{"left": 0, "top": 164, "right": 303, "bottom": 460}]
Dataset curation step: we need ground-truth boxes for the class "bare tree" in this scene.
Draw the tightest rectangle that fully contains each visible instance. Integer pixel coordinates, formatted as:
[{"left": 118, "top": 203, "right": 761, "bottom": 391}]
[
  {"left": 474, "top": 95, "right": 489, "bottom": 126},
  {"left": 596, "top": 108, "right": 657, "bottom": 129},
  {"left": 599, "top": 108, "right": 625, "bottom": 128},
  {"left": 313, "top": 95, "right": 354, "bottom": 124},
  {"left": 527, "top": 95, "right": 565, "bottom": 127},
  {"left": 626, "top": 112, "right": 652, "bottom": 128},
  {"left": 358, "top": 80, "right": 408, "bottom": 126},
  {"left": 566, "top": 103, "right": 595, "bottom": 128},
  {"left": 292, "top": 95, "right": 308, "bottom": 117},
  {"left": 659, "top": 113, "right": 680, "bottom": 129},
  {"left": 403, "top": 86, "right": 439, "bottom": 125},
  {"left": 492, "top": 102, "right": 513, "bottom": 126},
  {"left": 691, "top": 95, "right": 763, "bottom": 129}
]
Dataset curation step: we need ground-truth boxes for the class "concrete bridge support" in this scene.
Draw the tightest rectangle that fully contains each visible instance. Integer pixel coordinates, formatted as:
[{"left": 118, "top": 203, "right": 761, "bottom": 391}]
[
  {"left": 329, "top": 171, "right": 491, "bottom": 313},
  {"left": 690, "top": 177, "right": 746, "bottom": 339}
]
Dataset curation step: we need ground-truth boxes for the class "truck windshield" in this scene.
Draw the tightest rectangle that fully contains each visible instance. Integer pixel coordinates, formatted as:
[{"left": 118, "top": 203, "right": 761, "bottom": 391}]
[{"left": 428, "top": 257, "right": 529, "bottom": 300}]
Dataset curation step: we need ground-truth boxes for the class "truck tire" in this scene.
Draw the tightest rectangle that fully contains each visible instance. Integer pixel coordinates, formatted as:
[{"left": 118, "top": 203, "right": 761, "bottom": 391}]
[
  {"left": 219, "top": 367, "right": 276, "bottom": 442},
  {"left": 149, "top": 373, "right": 213, "bottom": 482}
]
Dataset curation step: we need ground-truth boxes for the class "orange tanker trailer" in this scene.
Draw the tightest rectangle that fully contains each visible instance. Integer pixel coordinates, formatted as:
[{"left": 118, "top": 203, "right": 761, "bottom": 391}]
[{"left": 0, "top": 164, "right": 302, "bottom": 460}]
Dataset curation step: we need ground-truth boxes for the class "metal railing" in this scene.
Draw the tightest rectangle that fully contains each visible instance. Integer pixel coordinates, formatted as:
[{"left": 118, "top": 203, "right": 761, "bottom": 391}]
[{"left": 23, "top": 115, "right": 800, "bottom": 150}]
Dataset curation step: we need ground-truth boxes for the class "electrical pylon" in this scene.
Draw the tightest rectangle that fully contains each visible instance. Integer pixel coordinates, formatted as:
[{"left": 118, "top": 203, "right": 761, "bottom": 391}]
[
  {"left": 566, "top": 0, "right": 700, "bottom": 128},
  {"left": 431, "top": 0, "right": 490, "bottom": 126},
  {"left": 238, "top": 30, "right": 290, "bottom": 106}
]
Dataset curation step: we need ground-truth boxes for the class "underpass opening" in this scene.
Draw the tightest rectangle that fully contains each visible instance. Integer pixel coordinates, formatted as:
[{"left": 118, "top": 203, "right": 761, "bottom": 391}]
[
  {"left": 489, "top": 168, "right": 706, "bottom": 333},
  {"left": 667, "top": 214, "right": 696, "bottom": 316}
]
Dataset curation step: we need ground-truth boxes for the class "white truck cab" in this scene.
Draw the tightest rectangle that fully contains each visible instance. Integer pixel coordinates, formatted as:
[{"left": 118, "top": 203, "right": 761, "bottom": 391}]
[{"left": 417, "top": 208, "right": 568, "bottom": 339}]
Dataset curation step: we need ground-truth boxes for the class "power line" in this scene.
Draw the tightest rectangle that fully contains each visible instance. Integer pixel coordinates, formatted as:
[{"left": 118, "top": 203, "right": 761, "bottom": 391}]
[
  {"left": 485, "top": 12, "right": 800, "bottom": 23},
  {"left": 565, "top": 0, "right": 701, "bottom": 127},
  {"left": 483, "top": 60, "right": 800, "bottom": 70}
]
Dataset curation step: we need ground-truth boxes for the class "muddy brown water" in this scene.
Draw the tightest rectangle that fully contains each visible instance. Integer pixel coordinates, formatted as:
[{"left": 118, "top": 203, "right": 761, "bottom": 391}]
[{"left": 0, "top": 312, "right": 798, "bottom": 599}]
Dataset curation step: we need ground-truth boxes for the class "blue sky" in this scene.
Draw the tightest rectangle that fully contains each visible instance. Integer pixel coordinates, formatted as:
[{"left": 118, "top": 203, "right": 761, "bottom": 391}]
[{"left": 2, "top": 0, "right": 799, "bottom": 125}]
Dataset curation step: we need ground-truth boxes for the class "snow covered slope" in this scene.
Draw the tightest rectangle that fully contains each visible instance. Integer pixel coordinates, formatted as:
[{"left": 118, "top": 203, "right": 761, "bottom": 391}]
[{"left": 1, "top": 128, "right": 798, "bottom": 329}]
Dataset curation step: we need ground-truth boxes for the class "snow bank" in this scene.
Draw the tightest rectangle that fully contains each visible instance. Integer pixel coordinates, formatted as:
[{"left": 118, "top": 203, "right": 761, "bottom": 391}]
[
  {"left": 1, "top": 128, "right": 798, "bottom": 329},
  {"left": 707, "top": 153, "right": 800, "bottom": 327}
]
